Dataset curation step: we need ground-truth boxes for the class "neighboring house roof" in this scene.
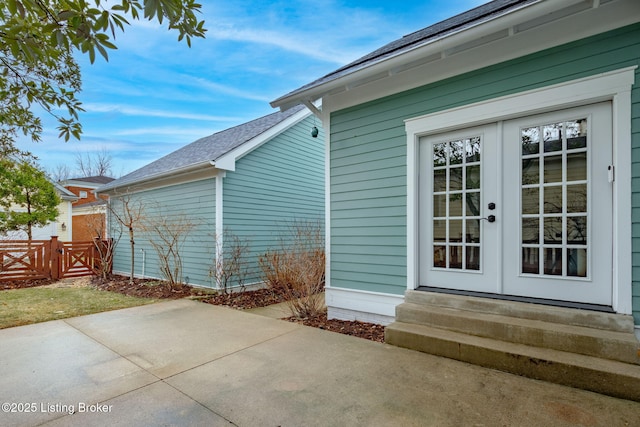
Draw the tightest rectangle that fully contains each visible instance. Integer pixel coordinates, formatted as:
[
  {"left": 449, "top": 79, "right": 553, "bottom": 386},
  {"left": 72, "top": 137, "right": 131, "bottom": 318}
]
[
  {"left": 61, "top": 176, "right": 115, "bottom": 187},
  {"left": 98, "top": 105, "right": 308, "bottom": 193},
  {"left": 271, "top": 0, "right": 595, "bottom": 110},
  {"left": 53, "top": 182, "right": 79, "bottom": 201}
]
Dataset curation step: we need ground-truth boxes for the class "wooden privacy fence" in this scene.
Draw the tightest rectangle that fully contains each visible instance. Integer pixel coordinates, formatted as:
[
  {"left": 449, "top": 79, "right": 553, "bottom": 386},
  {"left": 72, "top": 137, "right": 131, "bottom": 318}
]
[{"left": 0, "top": 237, "right": 112, "bottom": 282}]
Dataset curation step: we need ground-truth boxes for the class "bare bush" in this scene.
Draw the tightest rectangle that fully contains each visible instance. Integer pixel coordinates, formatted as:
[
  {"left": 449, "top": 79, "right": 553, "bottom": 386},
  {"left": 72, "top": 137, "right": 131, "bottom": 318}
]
[
  {"left": 83, "top": 207, "right": 120, "bottom": 279},
  {"left": 143, "top": 214, "right": 196, "bottom": 289},
  {"left": 108, "top": 192, "right": 145, "bottom": 284},
  {"left": 259, "top": 220, "right": 325, "bottom": 318},
  {"left": 210, "top": 229, "right": 252, "bottom": 294}
]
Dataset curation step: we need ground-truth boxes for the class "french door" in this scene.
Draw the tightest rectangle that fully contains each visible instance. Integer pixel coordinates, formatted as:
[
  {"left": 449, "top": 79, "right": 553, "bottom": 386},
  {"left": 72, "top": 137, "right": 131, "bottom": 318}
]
[{"left": 419, "top": 102, "right": 613, "bottom": 306}]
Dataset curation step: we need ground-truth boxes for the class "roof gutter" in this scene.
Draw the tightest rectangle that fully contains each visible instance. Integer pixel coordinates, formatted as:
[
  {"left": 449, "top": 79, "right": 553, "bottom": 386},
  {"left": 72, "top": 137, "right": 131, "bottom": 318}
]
[
  {"left": 97, "top": 160, "right": 215, "bottom": 195},
  {"left": 270, "top": 0, "right": 585, "bottom": 111}
]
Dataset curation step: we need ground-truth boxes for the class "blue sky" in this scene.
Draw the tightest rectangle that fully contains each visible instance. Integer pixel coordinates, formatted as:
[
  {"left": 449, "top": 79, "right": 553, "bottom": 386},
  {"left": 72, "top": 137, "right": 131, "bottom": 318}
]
[{"left": 18, "top": 0, "right": 487, "bottom": 178}]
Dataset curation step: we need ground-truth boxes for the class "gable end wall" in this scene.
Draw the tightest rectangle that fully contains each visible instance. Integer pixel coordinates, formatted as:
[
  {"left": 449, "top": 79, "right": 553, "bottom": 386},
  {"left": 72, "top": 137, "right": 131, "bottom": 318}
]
[{"left": 223, "top": 115, "right": 325, "bottom": 285}]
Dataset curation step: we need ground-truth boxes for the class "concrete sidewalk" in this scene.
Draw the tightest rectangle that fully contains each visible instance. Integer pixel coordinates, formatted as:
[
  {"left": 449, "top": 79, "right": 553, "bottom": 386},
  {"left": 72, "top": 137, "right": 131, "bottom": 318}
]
[{"left": 0, "top": 300, "right": 638, "bottom": 426}]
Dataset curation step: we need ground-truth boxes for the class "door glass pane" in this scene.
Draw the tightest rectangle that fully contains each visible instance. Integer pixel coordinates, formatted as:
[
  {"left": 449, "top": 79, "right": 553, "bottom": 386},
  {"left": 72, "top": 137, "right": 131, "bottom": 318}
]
[
  {"left": 449, "top": 220, "right": 463, "bottom": 243},
  {"left": 543, "top": 123, "right": 562, "bottom": 153},
  {"left": 567, "top": 184, "right": 587, "bottom": 213},
  {"left": 544, "top": 185, "right": 563, "bottom": 214},
  {"left": 567, "top": 248, "right": 587, "bottom": 277},
  {"left": 434, "top": 169, "right": 447, "bottom": 192},
  {"left": 450, "top": 246, "right": 463, "bottom": 269},
  {"left": 466, "top": 192, "right": 480, "bottom": 216},
  {"left": 431, "top": 136, "right": 482, "bottom": 272},
  {"left": 522, "top": 247, "right": 539, "bottom": 274},
  {"left": 466, "top": 246, "right": 480, "bottom": 271},
  {"left": 522, "top": 158, "right": 539, "bottom": 185},
  {"left": 433, "top": 143, "right": 447, "bottom": 166},
  {"left": 433, "top": 194, "right": 447, "bottom": 217},
  {"left": 543, "top": 217, "right": 563, "bottom": 244},
  {"left": 433, "top": 220, "right": 446, "bottom": 242},
  {"left": 522, "top": 218, "right": 539, "bottom": 244},
  {"left": 434, "top": 246, "right": 446, "bottom": 268},
  {"left": 520, "top": 117, "right": 590, "bottom": 279},
  {"left": 449, "top": 167, "right": 463, "bottom": 191},
  {"left": 566, "top": 119, "right": 587, "bottom": 149},
  {"left": 566, "top": 152, "right": 587, "bottom": 182},
  {"left": 466, "top": 165, "right": 480, "bottom": 189},
  {"left": 521, "top": 187, "right": 539, "bottom": 215},
  {"left": 466, "top": 138, "right": 481, "bottom": 162},
  {"left": 449, "top": 194, "right": 463, "bottom": 217},
  {"left": 466, "top": 219, "right": 480, "bottom": 243},
  {"left": 450, "top": 141, "right": 464, "bottom": 165},
  {"left": 544, "top": 248, "right": 563, "bottom": 275},
  {"left": 544, "top": 155, "right": 562, "bottom": 183},
  {"left": 567, "top": 216, "right": 587, "bottom": 244},
  {"left": 522, "top": 127, "right": 540, "bottom": 155}
]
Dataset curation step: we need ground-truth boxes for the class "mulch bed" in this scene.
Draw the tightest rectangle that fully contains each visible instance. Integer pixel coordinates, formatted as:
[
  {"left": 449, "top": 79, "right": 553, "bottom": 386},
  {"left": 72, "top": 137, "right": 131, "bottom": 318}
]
[
  {"left": 286, "top": 313, "right": 386, "bottom": 343},
  {"left": 200, "top": 288, "right": 290, "bottom": 309},
  {"left": 4, "top": 274, "right": 386, "bottom": 342},
  {"left": 1, "top": 278, "right": 56, "bottom": 290},
  {"left": 91, "top": 276, "right": 211, "bottom": 299}
]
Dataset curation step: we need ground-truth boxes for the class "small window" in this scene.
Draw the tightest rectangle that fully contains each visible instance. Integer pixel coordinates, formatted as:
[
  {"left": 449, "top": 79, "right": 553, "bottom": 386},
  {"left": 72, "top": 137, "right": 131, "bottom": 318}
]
[{"left": 79, "top": 191, "right": 88, "bottom": 198}]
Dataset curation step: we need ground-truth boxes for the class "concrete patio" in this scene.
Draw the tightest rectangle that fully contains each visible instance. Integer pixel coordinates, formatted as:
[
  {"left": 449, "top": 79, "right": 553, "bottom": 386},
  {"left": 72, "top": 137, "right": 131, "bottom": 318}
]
[{"left": 1, "top": 299, "right": 638, "bottom": 426}]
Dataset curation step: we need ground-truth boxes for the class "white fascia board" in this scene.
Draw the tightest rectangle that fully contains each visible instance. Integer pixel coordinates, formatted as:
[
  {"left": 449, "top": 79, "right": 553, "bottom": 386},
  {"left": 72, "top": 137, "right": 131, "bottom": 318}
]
[
  {"left": 212, "top": 107, "right": 312, "bottom": 171},
  {"left": 273, "top": 0, "right": 639, "bottom": 112}
]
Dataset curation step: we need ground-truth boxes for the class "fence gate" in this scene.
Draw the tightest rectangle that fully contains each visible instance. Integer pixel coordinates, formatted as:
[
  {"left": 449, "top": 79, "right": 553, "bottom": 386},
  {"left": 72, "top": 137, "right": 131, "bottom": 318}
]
[
  {"left": 0, "top": 237, "right": 111, "bottom": 282},
  {"left": 57, "top": 241, "right": 97, "bottom": 279}
]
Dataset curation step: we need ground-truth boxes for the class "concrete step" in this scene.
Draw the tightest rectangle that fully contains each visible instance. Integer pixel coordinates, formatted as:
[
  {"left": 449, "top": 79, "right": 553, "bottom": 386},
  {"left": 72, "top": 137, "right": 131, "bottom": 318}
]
[
  {"left": 396, "top": 302, "right": 640, "bottom": 364},
  {"left": 385, "top": 321, "right": 640, "bottom": 402},
  {"left": 405, "top": 290, "right": 635, "bottom": 333}
]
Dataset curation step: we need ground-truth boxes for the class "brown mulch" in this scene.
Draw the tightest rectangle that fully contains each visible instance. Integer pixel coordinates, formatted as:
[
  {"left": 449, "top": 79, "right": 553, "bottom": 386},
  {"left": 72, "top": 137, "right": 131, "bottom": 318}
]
[
  {"left": 286, "top": 313, "right": 386, "bottom": 343},
  {"left": 1, "top": 278, "right": 56, "bottom": 290},
  {"left": 200, "top": 288, "right": 290, "bottom": 309},
  {"left": 3, "top": 274, "right": 385, "bottom": 342},
  {"left": 91, "top": 276, "right": 211, "bottom": 299}
]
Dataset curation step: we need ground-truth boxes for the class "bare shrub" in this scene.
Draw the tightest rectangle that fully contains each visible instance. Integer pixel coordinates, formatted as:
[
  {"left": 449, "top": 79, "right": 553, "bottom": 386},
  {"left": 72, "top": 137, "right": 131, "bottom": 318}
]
[
  {"left": 259, "top": 220, "right": 325, "bottom": 318},
  {"left": 83, "top": 206, "right": 120, "bottom": 279},
  {"left": 143, "top": 214, "right": 196, "bottom": 288},
  {"left": 108, "top": 192, "right": 146, "bottom": 284},
  {"left": 210, "top": 229, "right": 251, "bottom": 294}
]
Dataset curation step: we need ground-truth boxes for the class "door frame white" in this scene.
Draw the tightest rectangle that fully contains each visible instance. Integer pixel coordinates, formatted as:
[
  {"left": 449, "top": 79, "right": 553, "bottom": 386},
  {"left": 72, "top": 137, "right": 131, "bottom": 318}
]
[{"left": 405, "top": 66, "right": 636, "bottom": 314}]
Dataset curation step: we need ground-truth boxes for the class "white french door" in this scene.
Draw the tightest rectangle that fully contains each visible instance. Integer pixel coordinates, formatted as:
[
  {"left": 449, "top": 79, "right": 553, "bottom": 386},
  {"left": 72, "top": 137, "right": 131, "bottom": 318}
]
[
  {"left": 419, "top": 124, "right": 499, "bottom": 293},
  {"left": 419, "top": 102, "right": 613, "bottom": 306}
]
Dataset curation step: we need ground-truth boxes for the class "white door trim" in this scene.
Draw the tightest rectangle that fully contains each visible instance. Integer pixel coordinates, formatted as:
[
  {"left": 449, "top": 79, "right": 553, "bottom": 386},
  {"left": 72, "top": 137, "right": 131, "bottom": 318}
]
[{"left": 406, "top": 66, "right": 636, "bottom": 314}]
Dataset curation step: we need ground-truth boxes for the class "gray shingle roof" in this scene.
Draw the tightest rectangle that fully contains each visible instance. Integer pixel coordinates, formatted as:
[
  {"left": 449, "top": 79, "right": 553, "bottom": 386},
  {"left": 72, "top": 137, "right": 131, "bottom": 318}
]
[
  {"left": 272, "top": 0, "right": 536, "bottom": 106},
  {"left": 98, "top": 105, "right": 306, "bottom": 192},
  {"left": 67, "top": 176, "right": 115, "bottom": 185}
]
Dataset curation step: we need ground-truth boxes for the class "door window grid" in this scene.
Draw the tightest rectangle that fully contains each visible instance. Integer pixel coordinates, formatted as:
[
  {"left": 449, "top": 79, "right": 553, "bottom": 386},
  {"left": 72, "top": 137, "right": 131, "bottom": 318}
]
[
  {"left": 432, "top": 137, "right": 481, "bottom": 271},
  {"left": 520, "top": 118, "right": 589, "bottom": 278}
]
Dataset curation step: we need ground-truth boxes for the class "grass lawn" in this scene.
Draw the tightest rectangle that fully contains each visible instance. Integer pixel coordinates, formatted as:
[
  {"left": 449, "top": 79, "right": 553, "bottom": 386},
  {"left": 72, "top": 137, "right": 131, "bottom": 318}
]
[{"left": 0, "top": 286, "right": 157, "bottom": 329}]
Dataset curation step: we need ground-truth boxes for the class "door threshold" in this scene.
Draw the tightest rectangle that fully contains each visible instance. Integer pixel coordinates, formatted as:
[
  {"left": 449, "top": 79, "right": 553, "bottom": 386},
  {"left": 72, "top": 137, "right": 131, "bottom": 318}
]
[{"left": 416, "top": 286, "right": 614, "bottom": 313}]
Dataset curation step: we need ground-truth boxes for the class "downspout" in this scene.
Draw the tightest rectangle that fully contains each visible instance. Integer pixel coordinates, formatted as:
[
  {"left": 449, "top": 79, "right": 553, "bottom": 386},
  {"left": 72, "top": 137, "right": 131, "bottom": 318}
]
[{"left": 140, "top": 248, "right": 145, "bottom": 278}]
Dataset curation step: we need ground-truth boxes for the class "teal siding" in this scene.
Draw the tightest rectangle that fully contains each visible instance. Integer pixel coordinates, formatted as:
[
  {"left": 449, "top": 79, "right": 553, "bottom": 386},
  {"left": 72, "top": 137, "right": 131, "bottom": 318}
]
[
  {"left": 330, "top": 23, "right": 640, "bottom": 324},
  {"left": 110, "top": 178, "right": 216, "bottom": 287},
  {"left": 223, "top": 115, "right": 325, "bottom": 285}
]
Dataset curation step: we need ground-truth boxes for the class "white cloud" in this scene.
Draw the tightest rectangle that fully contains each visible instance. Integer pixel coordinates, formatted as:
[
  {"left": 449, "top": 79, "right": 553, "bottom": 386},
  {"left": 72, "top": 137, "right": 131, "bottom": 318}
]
[{"left": 83, "top": 103, "right": 241, "bottom": 122}]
